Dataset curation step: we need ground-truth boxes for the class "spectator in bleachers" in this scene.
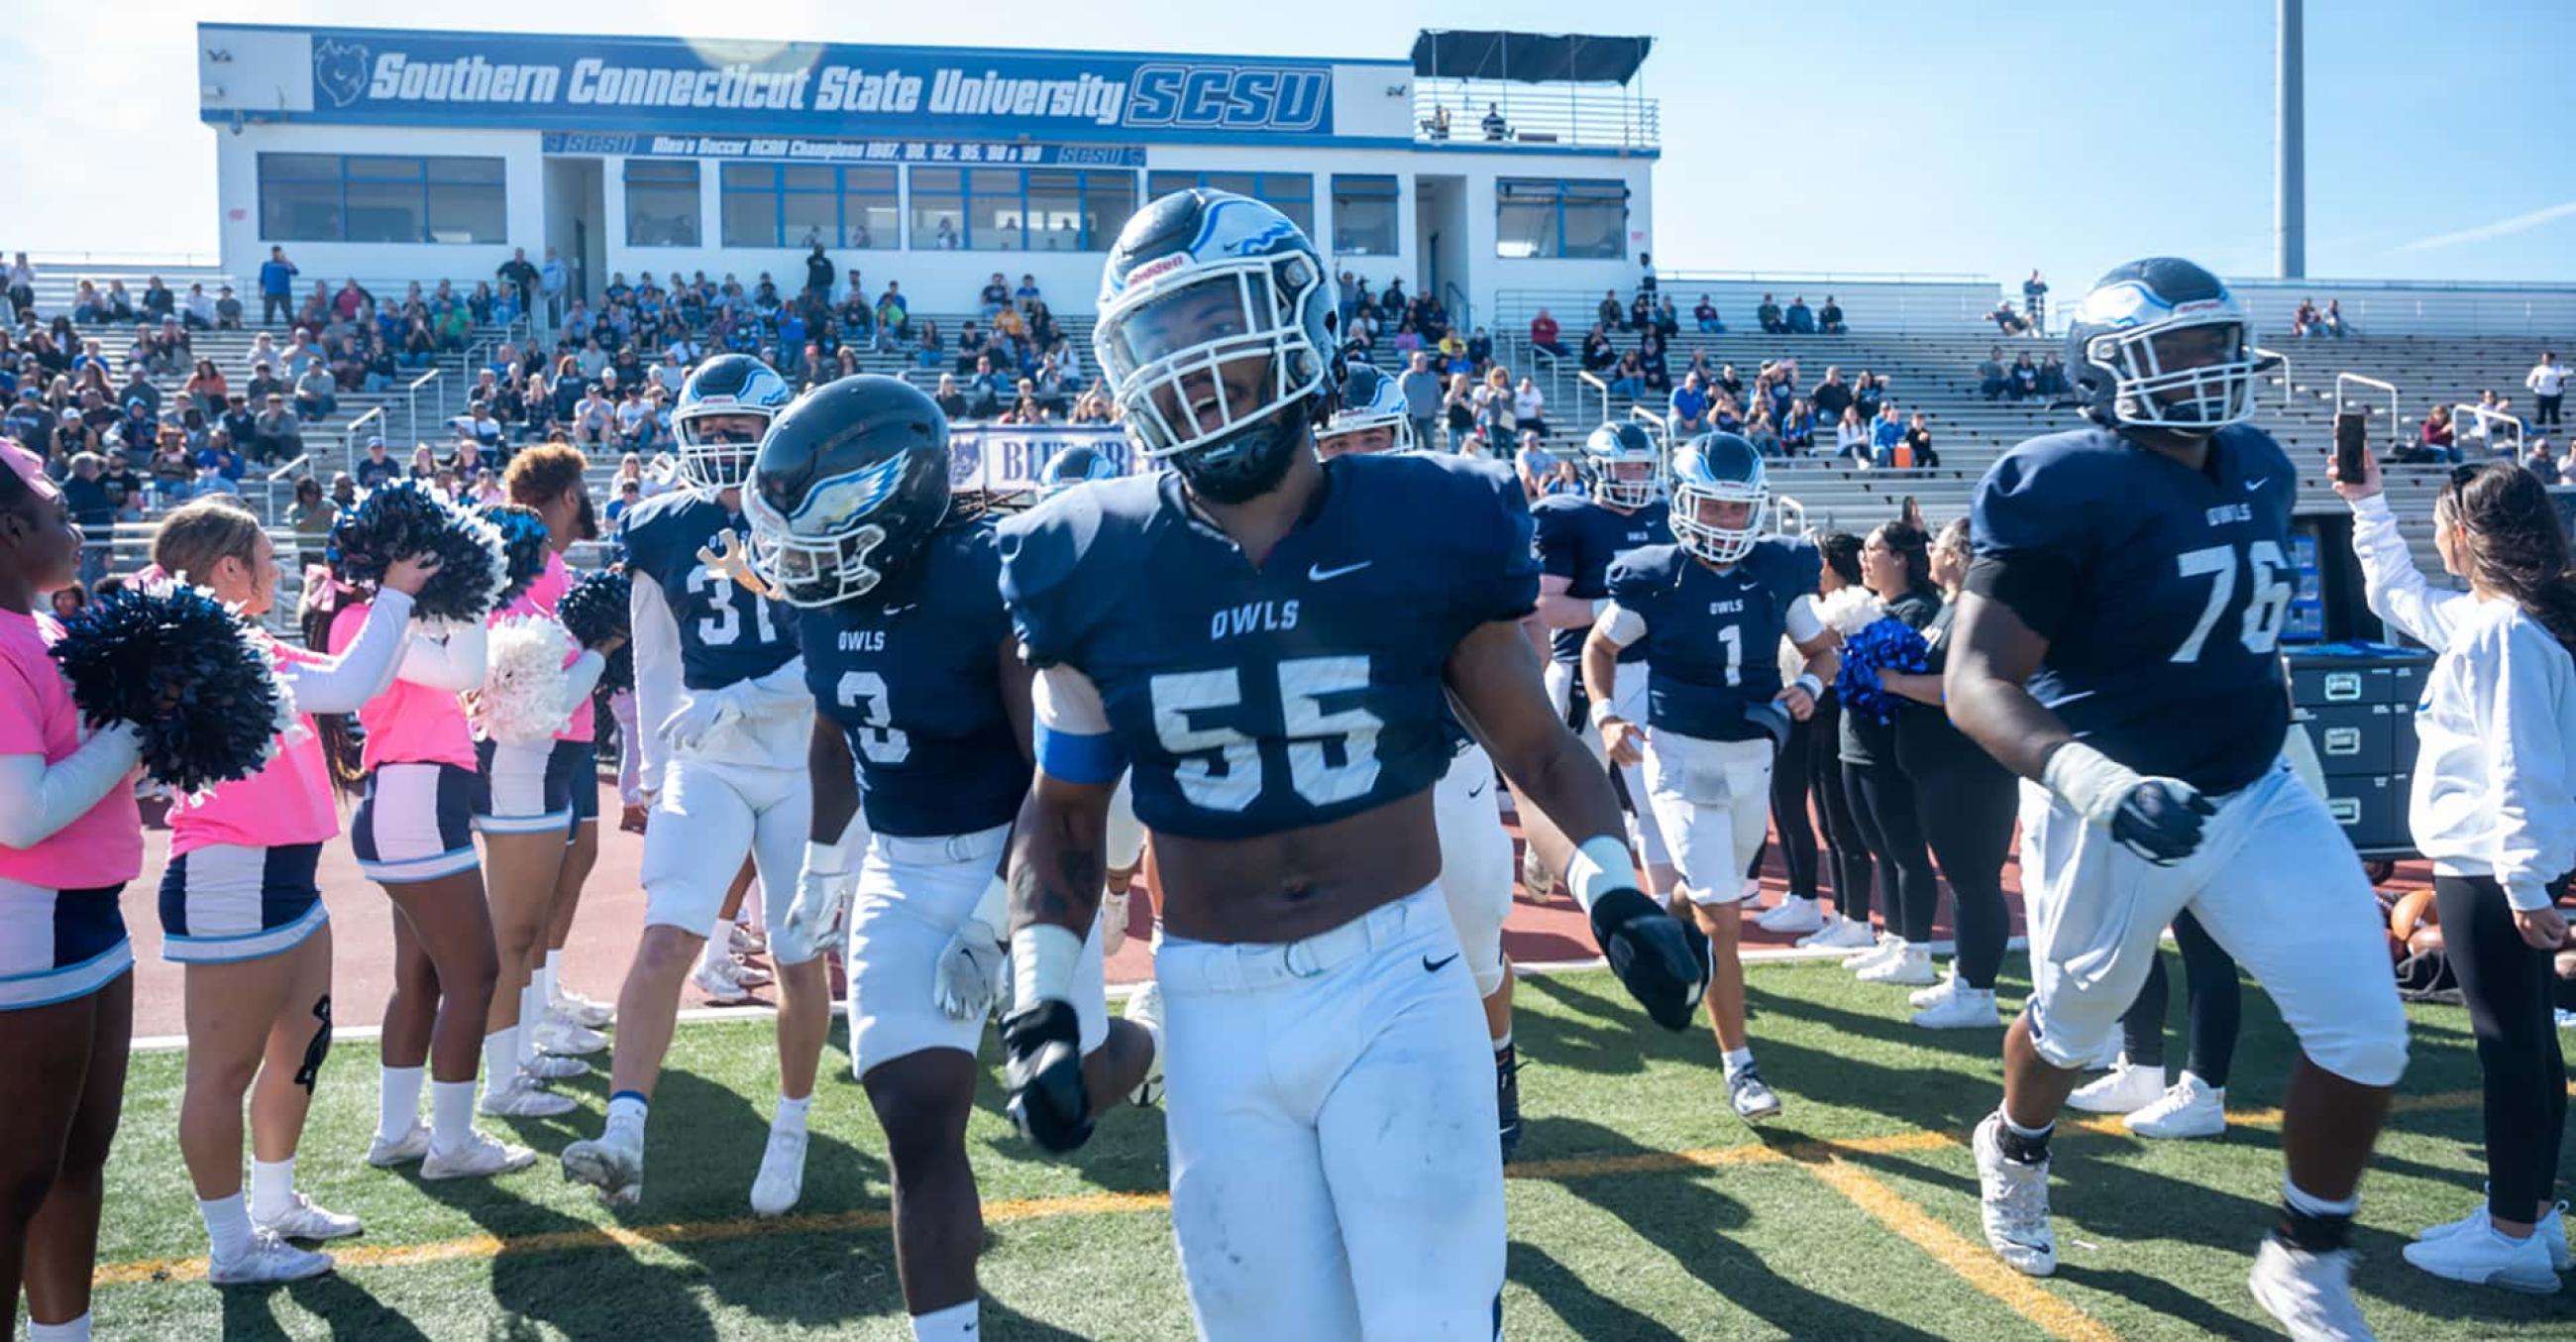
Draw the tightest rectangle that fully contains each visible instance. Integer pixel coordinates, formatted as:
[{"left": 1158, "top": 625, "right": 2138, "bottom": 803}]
[
  {"left": 1781, "top": 397, "right": 1818, "bottom": 456},
  {"left": 912, "top": 319, "right": 944, "bottom": 370},
  {"left": 1853, "top": 369, "right": 1883, "bottom": 423},
  {"left": 2410, "top": 403, "right": 2458, "bottom": 464},
  {"left": 1710, "top": 393, "right": 1742, "bottom": 434},
  {"left": 1514, "top": 377, "right": 1548, "bottom": 439},
  {"left": 218, "top": 391, "right": 256, "bottom": 454},
  {"left": 1745, "top": 408, "right": 1781, "bottom": 458},
  {"left": 1904, "top": 412, "right": 1939, "bottom": 470},
  {"left": 930, "top": 373, "right": 967, "bottom": 420},
  {"left": 2523, "top": 438, "right": 2559, "bottom": 485},
  {"left": 1482, "top": 102, "right": 1508, "bottom": 140},
  {"left": 967, "top": 354, "right": 1013, "bottom": 418},
  {"left": 795, "top": 342, "right": 830, "bottom": 391},
  {"left": 1757, "top": 293, "right": 1785, "bottom": 335},
  {"left": 1986, "top": 300, "right": 2030, "bottom": 338},
  {"left": 1637, "top": 331, "right": 1670, "bottom": 394},
  {"left": 98, "top": 447, "right": 143, "bottom": 514},
  {"left": 1785, "top": 295, "right": 1816, "bottom": 335},
  {"left": 2494, "top": 397, "right": 2525, "bottom": 455},
  {"left": 2024, "top": 270, "right": 2049, "bottom": 326},
  {"left": 1627, "top": 290, "right": 1652, "bottom": 333},
  {"left": 2320, "top": 298, "right": 2348, "bottom": 338},
  {"left": 1437, "top": 327, "right": 1469, "bottom": 377},
  {"left": 1870, "top": 404, "right": 1906, "bottom": 468},
  {"left": 1652, "top": 298, "right": 1679, "bottom": 339},
  {"left": 292, "top": 362, "right": 338, "bottom": 420},
  {"left": 2290, "top": 297, "right": 2319, "bottom": 337},
  {"left": 539, "top": 248, "right": 569, "bottom": 326},
  {"left": 258, "top": 247, "right": 298, "bottom": 326},
  {"left": 1395, "top": 352, "right": 1442, "bottom": 451},
  {"left": 104, "top": 280, "right": 135, "bottom": 323},
  {"left": 1465, "top": 325, "right": 1493, "bottom": 369},
  {"left": 57, "top": 450, "right": 111, "bottom": 581},
  {"left": 213, "top": 284, "right": 242, "bottom": 331},
  {"left": 978, "top": 272, "right": 1012, "bottom": 319},
  {"left": 1977, "top": 346, "right": 2007, "bottom": 400},
  {"left": 1070, "top": 388, "right": 1115, "bottom": 425},
  {"left": 606, "top": 476, "right": 643, "bottom": 525},
  {"left": 1694, "top": 295, "right": 1724, "bottom": 334},
  {"left": 5, "top": 388, "right": 50, "bottom": 448},
  {"left": 3, "top": 255, "right": 29, "bottom": 321},
  {"left": 2035, "top": 353, "right": 2069, "bottom": 397},
  {"left": 1530, "top": 308, "right": 1567, "bottom": 358},
  {"left": 356, "top": 436, "right": 398, "bottom": 490},
  {"left": 876, "top": 281, "right": 912, "bottom": 344},
  {"left": 1818, "top": 295, "right": 1846, "bottom": 335},
  {"left": 1441, "top": 373, "right": 1478, "bottom": 451},
  {"left": 178, "top": 281, "right": 214, "bottom": 331},
  {"left": 249, "top": 392, "right": 300, "bottom": 464},
  {"left": 150, "top": 427, "right": 195, "bottom": 503},
  {"left": 2526, "top": 352, "right": 2565, "bottom": 430},
  {"left": 1669, "top": 372, "right": 1711, "bottom": 436},
  {"left": 1016, "top": 274, "right": 1042, "bottom": 312},
  {"left": 1835, "top": 404, "right": 1871, "bottom": 464},
  {"left": 286, "top": 475, "right": 338, "bottom": 568},
  {"left": 1606, "top": 351, "right": 1644, "bottom": 399},
  {"left": 1598, "top": 289, "right": 1624, "bottom": 332},
  {"left": 1580, "top": 323, "right": 1616, "bottom": 374},
  {"left": 1811, "top": 366, "right": 1853, "bottom": 422},
  {"left": 2007, "top": 352, "right": 2039, "bottom": 401}
]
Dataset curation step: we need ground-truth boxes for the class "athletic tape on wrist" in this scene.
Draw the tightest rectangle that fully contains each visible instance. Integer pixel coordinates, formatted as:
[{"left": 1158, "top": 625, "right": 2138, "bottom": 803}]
[
  {"left": 1014, "top": 922, "right": 1083, "bottom": 1008},
  {"left": 1589, "top": 597, "right": 1610, "bottom": 618},
  {"left": 1564, "top": 835, "right": 1639, "bottom": 915},
  {"left": 1791, "top": 672, "right": 1823, "bottom": 700},
  {"left": 2041, "top": 739, "right": 2134, "bottom": 827}
]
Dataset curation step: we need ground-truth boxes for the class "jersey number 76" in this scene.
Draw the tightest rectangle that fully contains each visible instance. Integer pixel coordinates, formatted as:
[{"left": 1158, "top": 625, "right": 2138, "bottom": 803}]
[
  {"left": 1149, "top": 656, "right": 1384, "bottom": 813},
  {"left": 2171, "top": 541, "right": 2292, "bottom": 663}
]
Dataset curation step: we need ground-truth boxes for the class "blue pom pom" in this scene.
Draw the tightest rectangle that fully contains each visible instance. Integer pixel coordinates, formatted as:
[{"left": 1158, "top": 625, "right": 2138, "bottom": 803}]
[
  {"left": 50, "top": 579, "right": 293, "bottom": 794},
  {"left": 331, "top": 482, "right": 508, "bottom": 622},
  {"left": 1833, "top": 615, "right": 1933, "bottom": 726},
  {"left": 483, "top": 504, "right": 552, "bottom": 609},
  {"left": 556, "top": 568, "right": 632, "bottom": 695}
]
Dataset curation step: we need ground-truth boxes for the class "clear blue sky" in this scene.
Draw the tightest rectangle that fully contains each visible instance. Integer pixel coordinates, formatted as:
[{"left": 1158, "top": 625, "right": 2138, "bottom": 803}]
[{"left": 1, "top": 0, "right": 2567, "bottom": 293}]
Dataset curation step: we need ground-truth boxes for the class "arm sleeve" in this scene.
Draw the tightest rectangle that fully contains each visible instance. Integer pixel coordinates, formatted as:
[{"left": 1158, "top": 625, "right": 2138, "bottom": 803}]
[
  {"left": 2474, "top": 619, "right": 2576, "bottom": 912},
  {"left": 1031, "top": 664, "right": 1123, "bottom": 785},
  {"left": 609, "top": 690, "right": 642, "bottom": 803},
  {"left": 631, "top": 571, "right": 683, "bottom": 787},
  {"left": 276, "top": 589, "right": 414, "bottom": 714},
  {"left": 0, "top": 725, "right": 140, "bottom": 851},
  {"left": 1785, "top": 594, "right": 1825, "bottom": 644},
  {"left": 2348, "top": 493, "right": 2466, "bottom": 651},
  {"left": 1595, "top": 603, "right": 1647, "bottom": 649},
  {"left": 560, "top": 649, "right": 606, "bottom": 708},
  {"left": 396, "top": 619, "right": 487, "bottom": 693}
]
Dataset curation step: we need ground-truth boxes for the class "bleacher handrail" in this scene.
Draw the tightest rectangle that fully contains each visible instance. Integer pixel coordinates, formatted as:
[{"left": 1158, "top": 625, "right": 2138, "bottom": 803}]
[
  {"left": 1629, "top": 403, "right": 1667, "bottom": 448},
  {"left": 343, "top": 406, "right": 384, "bottom": 478},
  {"left": 2253, "top": 346, "right": 2294, "bottom": 410},
  {"left": 1411, "top": 78, "right": 1658, "bottom": 152},
  {"left": 2334, "top": 374, "right": 2401, "bottom": 440},
  {"left": 1576, "top": 370, "right": 1609, "bottom": 427},
  {"left": 266, "top": 453, "right": 310, "bottom": 484},
  {"left": 2454, "top": 403, "right": 2523, "bottom": 459}
]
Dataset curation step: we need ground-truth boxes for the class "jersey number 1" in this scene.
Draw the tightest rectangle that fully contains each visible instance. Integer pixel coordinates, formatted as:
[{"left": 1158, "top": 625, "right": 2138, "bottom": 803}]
[
  {"left": 2172, "top": 541, "right": 2292, "bottom": 663},
  {"left": 1150, "top": 656, "right": 1384, "bottom": 813}
]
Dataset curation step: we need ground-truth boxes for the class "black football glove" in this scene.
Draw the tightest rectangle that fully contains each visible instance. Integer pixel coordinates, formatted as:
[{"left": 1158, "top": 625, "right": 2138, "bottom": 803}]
[
  {"left": 1002, "top": 998, "right": 1094, "bottom": 1154},
  {"left": 2108, "top": 777, "right": 2217, "bottom": 865},
  {"left": 1589, "top": 887, "right": 1708, "bottom": 1031}
]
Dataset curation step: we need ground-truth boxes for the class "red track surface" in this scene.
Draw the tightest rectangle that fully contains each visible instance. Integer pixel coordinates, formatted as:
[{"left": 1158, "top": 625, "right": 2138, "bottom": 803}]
[{"left": 120, "top": 803, "right": 2424, "bottom": 1039}]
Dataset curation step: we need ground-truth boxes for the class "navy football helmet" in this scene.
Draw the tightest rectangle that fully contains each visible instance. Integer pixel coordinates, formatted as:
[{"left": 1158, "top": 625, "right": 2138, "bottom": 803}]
[
  {"left": 1036, "top": 444, "right": 1122, "bottom": 499},
  {"left": 1318, "top": 362, "right": 1416, "bottom": 458},
  {"left": 1583, "top": 420, "right": 1664, "bottom": 508},
  {"left": 1094, "top": 189, "right": 1340, "bottom": 503},
  {"left": 1669, "top": 432, "right": 1770, "bottom": 566},
  {"left": 745, "top": 375, "right": 951, "bottom": 608},
  {"left": 2064, "top": 258, "right": 2263, "bottom": 435},
  {"left": 674, "top": 353, "right": 795, "bottom": 493}
]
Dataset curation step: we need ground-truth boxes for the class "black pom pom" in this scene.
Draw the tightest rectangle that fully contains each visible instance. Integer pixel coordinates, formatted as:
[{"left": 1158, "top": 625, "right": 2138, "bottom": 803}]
[
  {"left": 50, "top": 580, "right": 292, "bottom": 794},
  {"left": 330, "top": 482, "right": 508, "bottom": 622},
  {"left": 559, "top": 568, "right": 632, "bottom": 696},
  {"left": 596, "top": 644, "right": 633, "bottom": 697},
  {"left": 483, "top": 504, "right": 553, "bottom": 610}
]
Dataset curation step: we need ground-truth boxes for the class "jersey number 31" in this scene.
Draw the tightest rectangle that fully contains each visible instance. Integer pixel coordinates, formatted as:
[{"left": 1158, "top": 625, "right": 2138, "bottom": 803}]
[{"left": 2172, "top": 541, "right": 2292, "bottom": 663}]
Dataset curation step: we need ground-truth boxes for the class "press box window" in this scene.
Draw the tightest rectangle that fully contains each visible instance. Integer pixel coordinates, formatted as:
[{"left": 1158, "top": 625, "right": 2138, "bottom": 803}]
[
  {"left": 623, "top": 162, "right": 700, "bottom": 247},
  {"left": 1496, "top": 178, "right": 1627, "bottom": 260},
  {"left": 911, "top": 168, "right": 1133, "bottom": 251},
  {"left": 1330, "top": 175, "right": 1398, "bottom": 257},
  {"left": 1146, "top": 171, "right": 1314, "bottom": 236},
  {"left": 258, "top": 154, "right": 505, "bottom": 245}
]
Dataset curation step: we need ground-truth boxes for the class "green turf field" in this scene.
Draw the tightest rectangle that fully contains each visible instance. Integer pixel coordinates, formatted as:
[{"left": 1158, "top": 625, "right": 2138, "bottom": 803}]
[{"left": 78, "top": 957, "right": 2576, "bottom": 1340}]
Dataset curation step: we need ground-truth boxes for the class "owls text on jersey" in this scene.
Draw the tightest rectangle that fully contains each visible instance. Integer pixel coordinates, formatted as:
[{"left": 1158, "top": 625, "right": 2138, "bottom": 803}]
[
  {"left": 619, "top": 489, "right": 803, "bottom": 691},
  {"left": 799, "top": 515, "right": 1028, "bottom": 839},
  {"left": 1969, "top": 423, "right": 2294, "bottom": 794},
  {"left": 1607, "top": 536, "right": 1820, "bottom": 741},
  {"left": 1533, "top": 493, "right": 1670, "bottom": 666},
  {"left": 1000, "top": 452, "right": 1539, "bottom": 842}
]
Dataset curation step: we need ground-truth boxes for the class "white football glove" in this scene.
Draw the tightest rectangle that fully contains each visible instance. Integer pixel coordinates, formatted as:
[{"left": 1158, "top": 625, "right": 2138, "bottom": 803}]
[
  {"left": 659, "top": 686, "right": 746, "bottom": 754},
  {"left": 771, "top": 841, "right": 856, "bottom": 966},
  {"left": 934, "top": 876, "right": 1015, "bottom": 1022}
]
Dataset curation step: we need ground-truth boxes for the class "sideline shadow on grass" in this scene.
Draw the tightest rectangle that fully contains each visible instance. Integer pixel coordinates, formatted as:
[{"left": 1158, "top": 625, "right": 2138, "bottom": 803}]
[
  {"left": 213, "top": 1269, "right": 440, "bottom": 1341},
  {"left": 1506, "top": 1240, "right": 1690, "bottom": 1342},
  {"left": 1512, "top": 972, "right": 1702, "bottom": 1079},
  {"left": 1521, "top": 1114, "right": 1945, "bottom": 1341}
]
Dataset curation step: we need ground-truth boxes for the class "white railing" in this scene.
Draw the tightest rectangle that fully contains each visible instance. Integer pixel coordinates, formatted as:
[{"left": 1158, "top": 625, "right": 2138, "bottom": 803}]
[
  {"left": 343, "top": 406, "right": 384, "bottom": 477},
  {"left": 1577, "top": 370, "right": 1609, "bottom": 427},
  {"left": 2253, "top": 346, "right": 2295, "bottom": 410},
  {"left": 2455, "top": 404, "right": 2522, "bottom": 460},
  {"left": 403, "top": 369, "right": 442, "bottom": 446},
  {"left": 1413, "top": 80, "right": 1659, "bottom": 152},
  {"left": 2335, "top": 374, "right": 2401, "bottom": 439},
  {"left": 1629, "top": 403, "right": 1667, "bottom": 449},
  {"left": 266, "top": 453, "right": 310, "bottom": 484}
]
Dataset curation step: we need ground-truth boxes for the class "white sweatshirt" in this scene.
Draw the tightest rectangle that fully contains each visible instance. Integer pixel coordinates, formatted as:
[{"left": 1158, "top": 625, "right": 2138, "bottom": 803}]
[
  {"left": 2528, "top": 362, "right": 2569, "bottom": 398},
  {"left": 2349, "top": 493, "right": 2576, "bottom": 910}
]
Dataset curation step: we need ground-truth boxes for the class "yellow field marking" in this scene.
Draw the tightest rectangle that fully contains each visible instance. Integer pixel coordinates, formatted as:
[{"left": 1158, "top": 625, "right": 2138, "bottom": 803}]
[{"left": 98, "top": 1082, "right": 2541, "bottom": 1290}]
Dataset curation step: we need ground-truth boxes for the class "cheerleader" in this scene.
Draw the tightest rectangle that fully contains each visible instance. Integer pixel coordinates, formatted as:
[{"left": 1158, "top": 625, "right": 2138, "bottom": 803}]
[
  {"left": 0, "top": 441, "right": 143, "bottom": 1342},
  {"left": 148, "top": 499, "right": 436, "bottom": 1283}
]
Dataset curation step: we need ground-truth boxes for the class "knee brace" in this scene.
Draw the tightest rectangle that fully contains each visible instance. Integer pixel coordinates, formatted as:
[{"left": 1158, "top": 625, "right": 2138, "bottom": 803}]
[{"left": 292, "top": 994, "right": 334, "bottom": 1094}]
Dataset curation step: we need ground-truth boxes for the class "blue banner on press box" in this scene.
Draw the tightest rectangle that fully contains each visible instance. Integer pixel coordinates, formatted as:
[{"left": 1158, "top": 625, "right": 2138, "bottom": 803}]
[{"left": 543, "top": 132, "right": 1146, "bottom": 168}]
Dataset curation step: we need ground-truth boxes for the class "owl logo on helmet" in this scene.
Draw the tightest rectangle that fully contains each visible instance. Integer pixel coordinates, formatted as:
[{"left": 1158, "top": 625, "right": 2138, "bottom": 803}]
[
  {"left": 1094, "top": 189, "right": 1340, "bottom": 504},
  {"left": 2064, "top": 257, "right": 2270, "bottom": 436},
  {"left": 1582, "top": 420, "right": 1664, "bottom": 508},
  {"left": 1669, "top": 433, "right": 1770, "bottom": 567},
  {"left": 674, "top": 354, "right": 795, "bottom": 494},
  {"left": 1036, "top": 444, "right": 1123, "bottom": 499},
  {"left": 1317, "top": 362, "right": 1417, "bottom": 459},
  {"left": 743, "top": 375, "right": 951, "bottom": 608}
]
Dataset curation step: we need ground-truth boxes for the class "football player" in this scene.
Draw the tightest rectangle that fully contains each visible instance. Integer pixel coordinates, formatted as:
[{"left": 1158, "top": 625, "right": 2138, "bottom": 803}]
[
  {"left": 1533, "top": 421, "right": 1678, "bottom": 898},
  {"left": 755, "top": 376, "right": 1156, "bottom": 1342},
  {"left": 1947, "top": 258, "right": 2407, "bottom": 1339},
  {"left": 559, "top": 354, "right": 830, "bottom": 1215},
  {"left": 1587, "top": 433, "right": 1837, "bottom": 1124},
  {"left": 998, "top": 189, "right": 1704, "bottom": 1338},
  {"left": 1033, "top": 444, "right": 1146, "bottom": 958},
  {"left": 1316, "top": 361, "right": 1528, "bottom": 1158}
]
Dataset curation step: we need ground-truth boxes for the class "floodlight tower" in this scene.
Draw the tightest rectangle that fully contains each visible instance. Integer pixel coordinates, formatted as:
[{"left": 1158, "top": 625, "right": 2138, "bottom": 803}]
[{"left": 2277, "top": 0, "right": 2305, "bottom": 279}]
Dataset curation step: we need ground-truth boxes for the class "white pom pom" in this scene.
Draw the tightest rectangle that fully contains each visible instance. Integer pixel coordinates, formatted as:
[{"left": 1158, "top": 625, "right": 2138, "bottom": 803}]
[
  {"left": 1816, "top": 587, "right": 1888, "bottom": 637},
  {"left": 476, "top": 615, "right": 573, "bottom": 744}
]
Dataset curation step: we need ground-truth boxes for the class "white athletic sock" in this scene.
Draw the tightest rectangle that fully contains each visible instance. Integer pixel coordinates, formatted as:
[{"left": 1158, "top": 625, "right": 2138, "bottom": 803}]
[
  {"left": 699, "top": 917, "right": 731, "bottom": 971},
  {"left": 1722, "top": 1047, "right": 1755, "bottom": 1076},
  {"left": 1492, "top": 1030, "right": 1513, "bottom": 1053},
  {"left": 249, "top": 1157, "right": 297, "bottom": 1222},
  {"left": 606, "top": 1092, "right": 649, "bottom": 1140},
  {"left": 483, "top": 1027, "right": 519, "bottom": 1090},
  {"left": 377, "top": 1064, "right": 425, "bottom": 1141},
  {"left": 535, "top": 958, "right": 558, "bottom": 1015},
  {"left": 518, "top": 983, "right": 544, "bottom": 1061},
  {"left": 910, "top": 1299, "right": 979, "bottom": 1342},
  {"left": 773, "top": 1093, "right": 811, "bottom": 1133},
  {"left": 431, "top": 1080, "right": 478, "bottom": 1156},
  {"left": 27, "top": 1310, "right": 92, "bottom": 1341},
  {"left": 200, "top": 1192, "right": 255, "bottom": 1263},
  {"left": 2283, "top": 1177, "right": 2359, "bottom": 1219},
  {"left": 545, "top": 949, "right": 568, "bottom": 1002}
]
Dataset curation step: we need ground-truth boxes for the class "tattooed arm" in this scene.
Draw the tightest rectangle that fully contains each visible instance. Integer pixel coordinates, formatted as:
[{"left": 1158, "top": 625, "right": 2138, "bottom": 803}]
[{"left": 1000, "top": 661, "right": 1123, "bottom": 1153}]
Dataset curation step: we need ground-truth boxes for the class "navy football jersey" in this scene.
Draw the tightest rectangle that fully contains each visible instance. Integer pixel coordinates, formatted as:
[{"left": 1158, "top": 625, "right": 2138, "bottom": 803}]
[
  {"left": 1971, "top": 424, "right": 2294, "bottom": 793},
  {"left": 618, "top": 490, "right": 801, "bottom": 691},
  {"left": 1607, "top": 536, "right": 1820, "bottom": 741},
  {"left": 1001, "top": 453, "right": 1538, "bottom": 841},
  {"left": 1532, "top": 494, "right": 1670, "bottom": 665},
  {"left": 801, "top": 515, "right": 1028, "bottom": 839}
]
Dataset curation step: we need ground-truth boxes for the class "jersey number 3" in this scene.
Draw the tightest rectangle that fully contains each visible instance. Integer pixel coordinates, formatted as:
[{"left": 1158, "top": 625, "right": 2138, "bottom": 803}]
[
  {"left": 1149, "top": 656, "right": 1383, "bottom": 813},
  {"left": 2172, "top": 541, "right": 2292, "bottom": 663}
]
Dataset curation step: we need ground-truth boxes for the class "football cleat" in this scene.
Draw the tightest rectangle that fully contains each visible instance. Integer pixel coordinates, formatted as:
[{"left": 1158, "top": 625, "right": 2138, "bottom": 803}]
[
  {"left": 1124, "top": 981, "right": 1167, "bottom": 1107},
  {"left": 560, "top": 1127, "right": 646, "bottom": 1206},
  {"left": 1728, "top": 1066, "right": 1782, "bottom": 1123},
  {"left": 749, "top": 1125, "right": 810, "bottom": 1218},
  {"left": 1975, "top": 1112, "right": 2057, "bottom": 1277},
  {"left": 550, "top": 986, "right": 614, "bottom": 1030},
  {"left": 2124, "top": 1074, "right": 2227, "bottom": 1140},
  {"left": 1496, "top": 1043, "right": 1525, "bottom": 1162},
  {"left": 691, "top": 957, "right": 762, "bottom": 1005},
  {"left": 2250, "top": 1237, "right": 2379, "bottom": 1339},
  {"left": 533, "top": 1017, "right": 609, "bottom": 1058},
  {"left": 521, "top": 1053, "right": 589, "bottom": 1082}
]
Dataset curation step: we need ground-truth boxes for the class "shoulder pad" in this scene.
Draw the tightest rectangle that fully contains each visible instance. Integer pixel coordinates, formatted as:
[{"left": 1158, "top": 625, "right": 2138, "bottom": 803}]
[{"left": 997, "top": 474, "right": 1154, "bottom": 667}]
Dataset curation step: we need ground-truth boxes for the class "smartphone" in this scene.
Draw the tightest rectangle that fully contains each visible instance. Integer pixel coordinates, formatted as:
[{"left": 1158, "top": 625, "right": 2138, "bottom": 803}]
[{"left": 2333, "top": 410, "right": 2368, "bottom": 484}]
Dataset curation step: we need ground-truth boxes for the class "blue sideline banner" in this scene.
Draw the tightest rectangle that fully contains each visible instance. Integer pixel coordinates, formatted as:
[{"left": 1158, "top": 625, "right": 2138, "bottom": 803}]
[
  {"left": 544, "top": 132, "right": 1145, "bottom": 168},
  {"left": 951, "top": 425, "right": 1136, "bottom": 494}
]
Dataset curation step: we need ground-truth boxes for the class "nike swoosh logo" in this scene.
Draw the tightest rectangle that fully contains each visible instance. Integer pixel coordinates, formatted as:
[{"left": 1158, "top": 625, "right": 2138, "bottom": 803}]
[
  {"left": 1423, "top": 952, "right": 1460, "bottom": 973},
  {"left": 1466, "top": 782, "right": 1489, "bottom": 800},
  {"left": 2244, "top": 478, "right": 2269, "bottom": 492},
  {"left": 878, "top": 604, "right": 917, "bottom": 617},
  {"left": 1308, "top": 560, "right": 1373, "bottom": 582}
]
